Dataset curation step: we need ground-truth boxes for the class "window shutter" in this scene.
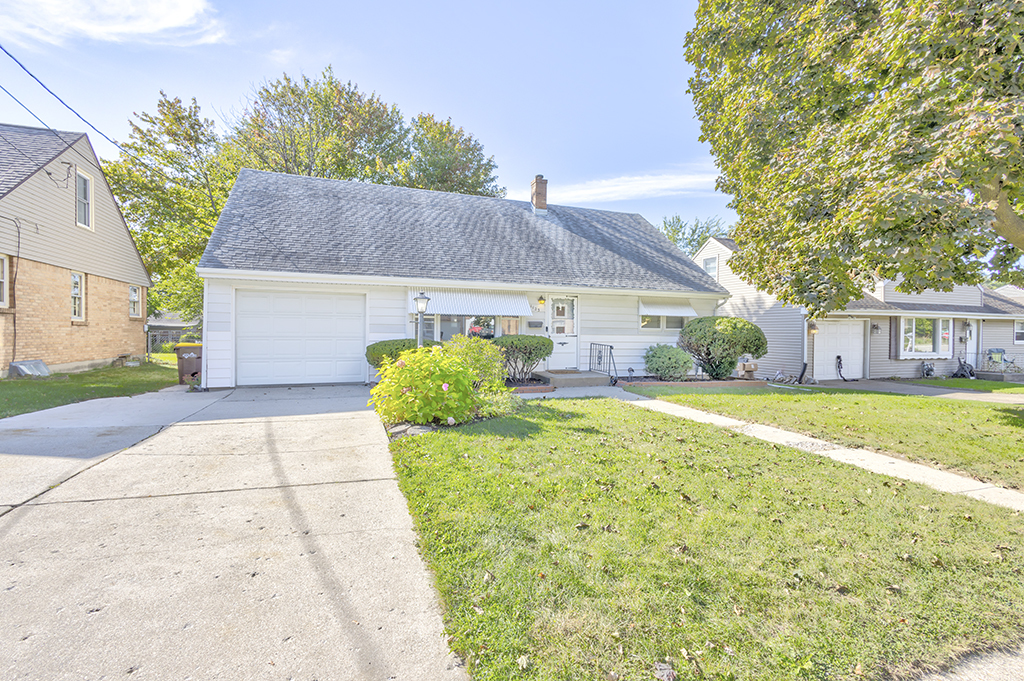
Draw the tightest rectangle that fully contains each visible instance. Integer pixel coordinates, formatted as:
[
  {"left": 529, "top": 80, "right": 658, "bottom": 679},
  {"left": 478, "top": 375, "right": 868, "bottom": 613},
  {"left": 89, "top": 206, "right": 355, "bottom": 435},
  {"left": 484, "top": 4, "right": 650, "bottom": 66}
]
[{"left": 889, "top": 317, "right": 900, "bottom": 359}]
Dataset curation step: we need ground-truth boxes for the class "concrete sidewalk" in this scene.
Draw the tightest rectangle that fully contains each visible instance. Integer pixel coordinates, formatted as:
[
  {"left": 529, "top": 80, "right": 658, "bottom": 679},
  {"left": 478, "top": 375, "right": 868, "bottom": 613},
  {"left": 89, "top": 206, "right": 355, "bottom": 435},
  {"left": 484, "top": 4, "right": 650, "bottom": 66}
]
[{"left": 1, "top": 385, "right": 466, "bottom": 680}]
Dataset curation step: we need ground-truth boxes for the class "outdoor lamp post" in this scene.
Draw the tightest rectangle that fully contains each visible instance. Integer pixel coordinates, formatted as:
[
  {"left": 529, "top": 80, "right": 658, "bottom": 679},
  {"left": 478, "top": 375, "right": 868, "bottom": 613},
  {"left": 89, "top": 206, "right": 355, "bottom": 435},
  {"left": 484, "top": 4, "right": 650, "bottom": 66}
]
[{"left": 414, "top": 292, "right": 430, "bottom": 347}]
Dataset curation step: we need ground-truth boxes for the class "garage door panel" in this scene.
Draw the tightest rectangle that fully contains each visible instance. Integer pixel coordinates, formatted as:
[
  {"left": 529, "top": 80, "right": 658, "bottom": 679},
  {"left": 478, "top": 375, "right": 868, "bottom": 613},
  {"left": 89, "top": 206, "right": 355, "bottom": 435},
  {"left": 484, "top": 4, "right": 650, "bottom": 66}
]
[
  {"left": 235, "top": 290, "right": 366, "bottom": 386},
  {"left": 814, "top": 322, "right": 864, "bottom": 380}
]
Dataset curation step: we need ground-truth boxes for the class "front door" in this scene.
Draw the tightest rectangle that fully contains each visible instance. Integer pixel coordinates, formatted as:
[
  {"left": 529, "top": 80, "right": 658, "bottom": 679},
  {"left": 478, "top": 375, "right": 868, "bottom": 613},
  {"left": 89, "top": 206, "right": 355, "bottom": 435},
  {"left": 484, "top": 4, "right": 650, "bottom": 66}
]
[{"left": 548, "top": 296, "right": 579, "bottom": 369}]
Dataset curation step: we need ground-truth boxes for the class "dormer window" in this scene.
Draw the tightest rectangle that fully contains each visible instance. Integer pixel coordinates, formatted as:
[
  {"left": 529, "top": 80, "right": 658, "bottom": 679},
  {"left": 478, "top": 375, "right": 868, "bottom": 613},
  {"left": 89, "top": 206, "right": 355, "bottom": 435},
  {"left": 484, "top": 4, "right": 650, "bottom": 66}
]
[
  {"left": 702, "top": 256, "right": 718, "bottom": 280},
  {"left": 76, "top": 170, "right": 92, "bottom": 229}
]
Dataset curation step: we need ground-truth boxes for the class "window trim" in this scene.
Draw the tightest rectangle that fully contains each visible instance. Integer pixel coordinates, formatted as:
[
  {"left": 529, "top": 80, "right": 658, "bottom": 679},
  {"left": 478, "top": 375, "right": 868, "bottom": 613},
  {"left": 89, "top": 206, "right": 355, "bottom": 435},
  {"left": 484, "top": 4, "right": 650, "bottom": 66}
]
[
  {"left": 900, "top": 317, "right": 952, "bottom": 358},
  {"left": 129, "top": 285, "right": 141, "bottom": 317},
  {"left": 1014, "top": 320, "right": 1024, "bottom": 345},
  {"left": 0, "top": 254, "right": 8, "bottom": 308},
  {"left": 640, "top": 315, "right": 686, "bottom": 332},
  {"left": 71, "top": 271, "right": 85, "bottom": 320},
  {"left": 76, "top": 169, "right": 93, "bottom": 230},
  {"left": 702, "top": 255, "right": 718, "bottom": 281}
]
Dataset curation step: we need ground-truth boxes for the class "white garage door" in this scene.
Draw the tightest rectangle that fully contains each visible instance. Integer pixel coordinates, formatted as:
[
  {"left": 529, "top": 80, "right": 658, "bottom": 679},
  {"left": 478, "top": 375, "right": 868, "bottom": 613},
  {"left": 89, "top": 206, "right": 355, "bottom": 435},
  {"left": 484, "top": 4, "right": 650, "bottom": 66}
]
[
  {"left": 235, "top": 291, "right": 365, "bottom": 386},
  {"left": 813, "top": 321, "right": 865, "bottom": 381}
]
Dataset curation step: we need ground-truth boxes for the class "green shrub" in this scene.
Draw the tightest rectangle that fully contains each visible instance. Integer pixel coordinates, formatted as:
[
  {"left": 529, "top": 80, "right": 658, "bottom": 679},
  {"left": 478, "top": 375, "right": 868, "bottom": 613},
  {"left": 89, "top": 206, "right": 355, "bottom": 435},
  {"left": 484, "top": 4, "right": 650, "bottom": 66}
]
[
  {"left": 643, "top": 344, "right": 694, "bottom": 380},
  {"left": 678, "top": 317, "right": 768, "bottom": 380},
  {"left": 493, "top": 335, "right": 554, "bottom": 383},
  {"left": 369, "top": 346, "right": 479, "bottom": 425},
  {"left": 443, "top": 334, "right": 508, "bottom": 392},
  {"left": 366, "top": 338, "right": 441, "bottom": 369},
  {"left": 158, "top": 341, "right": 178, "bottom": 354}
]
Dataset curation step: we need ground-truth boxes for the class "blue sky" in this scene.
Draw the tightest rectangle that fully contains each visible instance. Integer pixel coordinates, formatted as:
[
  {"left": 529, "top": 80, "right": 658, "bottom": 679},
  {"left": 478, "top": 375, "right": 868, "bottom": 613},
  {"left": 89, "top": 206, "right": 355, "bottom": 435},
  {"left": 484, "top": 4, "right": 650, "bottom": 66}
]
[{"left": 0, "top": 0, "right": 734, "bottom": 228}]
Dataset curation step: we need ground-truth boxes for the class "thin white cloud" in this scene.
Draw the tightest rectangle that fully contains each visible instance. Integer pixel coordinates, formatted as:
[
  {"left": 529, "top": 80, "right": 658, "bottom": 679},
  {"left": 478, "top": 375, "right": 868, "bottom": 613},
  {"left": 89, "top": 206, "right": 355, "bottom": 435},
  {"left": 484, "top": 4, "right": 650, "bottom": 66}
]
[
  {"left": 0, "top": 0, "right": 225, "bottom": 47},
  {"left": 268, "top": 48, "right": 295, "bottom": 66},
  {"left": 507, "top": 172, "right": 719, "bottom": 204}
]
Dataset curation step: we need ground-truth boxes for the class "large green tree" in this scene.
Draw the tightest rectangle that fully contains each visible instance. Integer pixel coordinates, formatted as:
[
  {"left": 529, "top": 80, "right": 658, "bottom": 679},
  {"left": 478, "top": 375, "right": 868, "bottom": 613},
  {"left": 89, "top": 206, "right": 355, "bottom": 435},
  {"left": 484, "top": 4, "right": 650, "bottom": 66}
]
[
  {"left": 105, "top": 93, "right": 235, "bottom": 323},
  {"left": 685, "top": 0, "right": 1024, "bottom": 315},
  {"left": 659, "top": 215, "right": 729, "bottom": 256},
  {"left": 106, "top": 69, "right": 505, "bottom": 319}
]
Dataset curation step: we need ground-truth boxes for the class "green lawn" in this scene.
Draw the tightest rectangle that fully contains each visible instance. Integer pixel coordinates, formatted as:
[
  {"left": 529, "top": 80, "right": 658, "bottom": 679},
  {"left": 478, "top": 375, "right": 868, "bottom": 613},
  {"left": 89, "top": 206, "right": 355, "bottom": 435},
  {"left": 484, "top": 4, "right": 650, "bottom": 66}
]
[
  {"left": 0, "top": 362, "right": 179, "bottom": 419},
  {"left": 900, "top": 378, "right": 1024, "bottom": 394},
  {"left": 392, "top": 399, "right": 1024, "bottom": 681},
  {"left": 149, "top": 352, "right": 177, "bottom": 366},
  {"left": 626, "top": 385, "right": 1024, "bottom": 490}
]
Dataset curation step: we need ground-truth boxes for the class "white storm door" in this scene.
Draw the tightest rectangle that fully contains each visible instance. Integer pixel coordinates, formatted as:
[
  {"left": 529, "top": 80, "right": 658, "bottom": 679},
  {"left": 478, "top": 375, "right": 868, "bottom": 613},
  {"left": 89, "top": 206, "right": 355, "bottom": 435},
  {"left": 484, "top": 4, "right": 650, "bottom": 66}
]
[
  {"left": 548, "top": 296, "right": 579, "bottom": 370},
  {"left": 235, "top": 290, "right": 365, "bottom": 385},
  {"left": 813, "top": 320, "right": 864, "bottom": 380}
]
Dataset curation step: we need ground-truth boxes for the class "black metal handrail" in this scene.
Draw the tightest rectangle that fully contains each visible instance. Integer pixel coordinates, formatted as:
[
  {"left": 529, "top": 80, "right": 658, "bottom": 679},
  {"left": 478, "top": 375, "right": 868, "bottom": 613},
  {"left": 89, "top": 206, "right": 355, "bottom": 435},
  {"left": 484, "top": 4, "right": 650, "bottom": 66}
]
[{"left": 589, "top": 343, "right": 619, "bottom": 385}]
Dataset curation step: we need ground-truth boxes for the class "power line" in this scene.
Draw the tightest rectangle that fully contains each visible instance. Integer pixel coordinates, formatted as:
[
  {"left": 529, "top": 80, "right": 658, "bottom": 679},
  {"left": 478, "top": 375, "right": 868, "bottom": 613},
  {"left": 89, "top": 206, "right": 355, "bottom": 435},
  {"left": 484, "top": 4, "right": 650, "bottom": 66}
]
[{"left": 0, "top": 41, "right": 130, "bottom": 158}]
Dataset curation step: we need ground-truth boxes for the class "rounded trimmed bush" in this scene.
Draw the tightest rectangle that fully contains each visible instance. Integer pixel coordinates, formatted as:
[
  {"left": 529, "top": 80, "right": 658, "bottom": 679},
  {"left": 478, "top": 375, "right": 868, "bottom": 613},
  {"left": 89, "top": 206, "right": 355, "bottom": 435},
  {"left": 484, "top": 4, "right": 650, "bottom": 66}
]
[
  {"left": 492, "top": 335, "right": 554, "bottom": 383},
  {"left": 366, "top": 338, "right": 441, "bottom": 369},
  {"left": 677, "top": 317, "right": 767, "bottom": 380},
  {"left": 643, "top": 344, "right": 694, "bottom": 380}
]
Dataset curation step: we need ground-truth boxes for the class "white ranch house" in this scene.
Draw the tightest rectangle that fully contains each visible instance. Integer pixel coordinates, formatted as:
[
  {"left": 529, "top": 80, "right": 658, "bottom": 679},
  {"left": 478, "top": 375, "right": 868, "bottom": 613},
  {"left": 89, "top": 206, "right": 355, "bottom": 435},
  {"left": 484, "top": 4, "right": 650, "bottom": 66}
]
[{"left": 197, "top": 171, "right": 728, "bottom": 388}]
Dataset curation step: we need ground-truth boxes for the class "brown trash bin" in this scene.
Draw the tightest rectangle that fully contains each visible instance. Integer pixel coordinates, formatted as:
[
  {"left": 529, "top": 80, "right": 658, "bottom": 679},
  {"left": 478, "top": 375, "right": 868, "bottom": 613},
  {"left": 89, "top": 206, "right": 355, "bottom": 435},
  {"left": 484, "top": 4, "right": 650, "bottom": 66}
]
[{"left": 174, "top": 343, "right": 202, "bottom": 385}]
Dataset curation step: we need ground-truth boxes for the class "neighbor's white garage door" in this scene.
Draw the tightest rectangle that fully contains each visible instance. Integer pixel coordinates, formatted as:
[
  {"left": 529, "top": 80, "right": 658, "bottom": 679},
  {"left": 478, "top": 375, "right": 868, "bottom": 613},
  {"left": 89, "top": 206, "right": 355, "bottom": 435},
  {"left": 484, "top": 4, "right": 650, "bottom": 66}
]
[
  {"left": 813, "top": 321, "right": 865, "bottom": 381},
  {"left": 235, "top": 290, "right": 365, "bottom": 386}
]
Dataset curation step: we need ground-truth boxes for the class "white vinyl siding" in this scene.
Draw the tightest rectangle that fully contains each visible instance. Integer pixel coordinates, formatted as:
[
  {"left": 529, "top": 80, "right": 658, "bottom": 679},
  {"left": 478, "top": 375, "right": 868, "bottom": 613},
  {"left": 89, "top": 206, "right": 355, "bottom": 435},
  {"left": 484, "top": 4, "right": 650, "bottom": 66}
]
[
  {"left": 877, "top": 282, "right": 982, "bottom": 306},
  {"left": 0, "top": 137, "right": 149, "bottom": 287},
  {"left": 695, "top": 239, "right": 805, "bottom": 379}
]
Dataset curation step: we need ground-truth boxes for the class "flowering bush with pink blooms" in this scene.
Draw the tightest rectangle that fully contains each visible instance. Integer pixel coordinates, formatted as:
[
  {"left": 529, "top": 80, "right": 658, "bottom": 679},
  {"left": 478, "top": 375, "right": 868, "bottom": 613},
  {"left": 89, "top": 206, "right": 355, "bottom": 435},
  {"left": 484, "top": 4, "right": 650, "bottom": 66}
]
[{"left": 369, "top": 345, "right": 480, "bottom": 425}]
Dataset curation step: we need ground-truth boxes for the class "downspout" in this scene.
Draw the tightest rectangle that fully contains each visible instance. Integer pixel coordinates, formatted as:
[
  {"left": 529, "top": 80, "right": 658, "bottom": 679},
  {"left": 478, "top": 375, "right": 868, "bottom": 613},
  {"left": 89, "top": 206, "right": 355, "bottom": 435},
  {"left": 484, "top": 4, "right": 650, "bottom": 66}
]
[{"left": 200, "top": 278, "right": 208, "bottom": 390}]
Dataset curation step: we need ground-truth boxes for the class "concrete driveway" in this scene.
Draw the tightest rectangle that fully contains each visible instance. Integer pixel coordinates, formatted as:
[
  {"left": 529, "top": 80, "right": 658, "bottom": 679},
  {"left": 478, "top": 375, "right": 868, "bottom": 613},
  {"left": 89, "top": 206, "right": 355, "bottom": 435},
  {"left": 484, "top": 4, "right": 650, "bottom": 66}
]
[
  {"left": 816, "top": 379, "right": 1024, "bottom": 404},
  {"left": 0, "top": 385, "right": 466, "bottom": 680}
]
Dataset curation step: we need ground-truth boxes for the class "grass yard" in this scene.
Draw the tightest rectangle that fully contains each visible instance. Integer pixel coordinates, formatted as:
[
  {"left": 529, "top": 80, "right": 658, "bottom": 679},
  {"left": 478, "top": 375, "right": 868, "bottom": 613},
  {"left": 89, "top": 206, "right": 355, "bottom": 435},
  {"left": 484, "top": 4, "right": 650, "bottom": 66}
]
[
  {"left": 392, "top": 399, "right": 1024, "bottom": 681},
  {"left": 0, "top": 362, "right": 178, "bottom": 419},
  {"left": 626, "top": 385, "right": 1024, "bottom": 491},
  {"left": 149, "top": 352, "right": 177, "bottom": 366},
  {"left": 900, "top": 378, "right": 1024, "bottom": 394}
]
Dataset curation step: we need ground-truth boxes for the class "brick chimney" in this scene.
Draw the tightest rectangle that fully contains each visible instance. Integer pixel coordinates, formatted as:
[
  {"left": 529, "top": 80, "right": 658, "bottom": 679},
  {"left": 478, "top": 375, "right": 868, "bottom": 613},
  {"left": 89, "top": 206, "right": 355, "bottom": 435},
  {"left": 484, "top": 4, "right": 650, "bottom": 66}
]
[{"left": 531, "top": 174, "right": 548, "bottom": 214}]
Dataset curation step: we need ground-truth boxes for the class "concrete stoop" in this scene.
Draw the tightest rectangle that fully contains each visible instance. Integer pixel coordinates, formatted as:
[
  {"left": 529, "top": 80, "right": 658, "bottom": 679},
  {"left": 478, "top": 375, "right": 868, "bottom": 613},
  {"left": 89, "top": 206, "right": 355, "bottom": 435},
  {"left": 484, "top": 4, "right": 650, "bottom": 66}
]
[{"left": 532, "top": 370, "right": 613, "bottom": 388}]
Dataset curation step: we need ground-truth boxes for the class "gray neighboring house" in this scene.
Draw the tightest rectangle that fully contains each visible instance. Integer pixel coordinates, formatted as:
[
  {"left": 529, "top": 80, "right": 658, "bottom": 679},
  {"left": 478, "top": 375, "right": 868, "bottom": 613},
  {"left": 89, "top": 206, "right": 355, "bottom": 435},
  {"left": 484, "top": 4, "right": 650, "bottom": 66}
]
[
  {"left": 196, "top": 170, "right": 728, "bottom": 388},
  {"left": 695, "top": 236, "right": 1024, "bottom": 380}
]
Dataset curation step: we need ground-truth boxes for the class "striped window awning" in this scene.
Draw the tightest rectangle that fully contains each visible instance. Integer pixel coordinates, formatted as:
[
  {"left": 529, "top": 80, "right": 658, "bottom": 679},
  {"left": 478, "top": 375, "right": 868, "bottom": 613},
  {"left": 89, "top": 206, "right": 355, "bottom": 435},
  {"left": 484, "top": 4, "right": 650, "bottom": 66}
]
[
  {"left": 408, "top": 289, "right": 533, "bottom": 316},
  {"left": 638, "top": 298, "right": 697, "bottom": 317}
]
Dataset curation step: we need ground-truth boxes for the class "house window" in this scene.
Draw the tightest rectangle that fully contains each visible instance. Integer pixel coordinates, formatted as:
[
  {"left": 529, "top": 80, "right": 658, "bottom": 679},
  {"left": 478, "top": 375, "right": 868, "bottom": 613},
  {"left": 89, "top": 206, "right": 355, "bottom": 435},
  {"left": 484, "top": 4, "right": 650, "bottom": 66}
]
[
  {"left": 129, "top": 285, "right": 141, "bottom": 317},
  {"left": 900, "top": 317, "right": 951, "bottom": 357},
  {"left": 1015, "top": 321, "right": 1024, "bottom": 344},
  {"left": 702, "top": 256, "right": 718, "bottom": 280},
  {"left": 641, "top": 315, "right": 686, "bottom": 330},
  {"left": 0, "top": 254, "right": 7, "bottom": 308},
  {"left": 71, "top": 272, "right": 85, "bottom": 319},
  {"left": 76, "top": 171, "right": 93, "bottom": 229}
]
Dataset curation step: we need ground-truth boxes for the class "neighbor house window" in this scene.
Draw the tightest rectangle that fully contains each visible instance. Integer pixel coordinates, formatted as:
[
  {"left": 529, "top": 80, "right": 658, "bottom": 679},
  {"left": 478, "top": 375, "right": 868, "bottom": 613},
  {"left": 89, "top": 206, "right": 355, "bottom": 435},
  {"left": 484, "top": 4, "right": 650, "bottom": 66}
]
[
  {"left": 702, "top": 256, "right": 718, "bottom": 280},
  {"left": 901, "top": 317, "right": 951, "bottom": 357},
  {"left": 1015, "top": 321, "right": 1024, "bottom": 344},
  {"left": 0, "top": 255, "right": 7, "bottom": 308},
  {"left": 641, "top": 315, "right": 686, "bottom": 330},
  {"left": 129, "top": 286, "right": 141, "bottom": 317},
  {"left": 71, "top": 272, "right": 84, "bottom": 319},
  {"left": 76, "top": 171, "right": 93, "bottom": 229}
]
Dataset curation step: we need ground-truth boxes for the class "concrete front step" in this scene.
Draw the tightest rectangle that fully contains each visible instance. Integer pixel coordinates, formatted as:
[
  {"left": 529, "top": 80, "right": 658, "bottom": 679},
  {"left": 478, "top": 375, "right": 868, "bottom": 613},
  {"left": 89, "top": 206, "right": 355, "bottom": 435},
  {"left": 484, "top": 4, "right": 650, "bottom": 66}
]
[{"left": 532, "top": 370, "right": 614, "bottom": 388}]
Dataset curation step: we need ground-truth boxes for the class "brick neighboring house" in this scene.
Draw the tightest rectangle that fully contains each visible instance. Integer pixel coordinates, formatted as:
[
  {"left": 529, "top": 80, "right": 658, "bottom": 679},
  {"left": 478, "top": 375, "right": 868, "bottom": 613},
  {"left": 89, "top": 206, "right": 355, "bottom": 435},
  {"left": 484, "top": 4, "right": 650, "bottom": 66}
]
[{"left": 0, "top": 123, "right": 151, "bottom": 377}]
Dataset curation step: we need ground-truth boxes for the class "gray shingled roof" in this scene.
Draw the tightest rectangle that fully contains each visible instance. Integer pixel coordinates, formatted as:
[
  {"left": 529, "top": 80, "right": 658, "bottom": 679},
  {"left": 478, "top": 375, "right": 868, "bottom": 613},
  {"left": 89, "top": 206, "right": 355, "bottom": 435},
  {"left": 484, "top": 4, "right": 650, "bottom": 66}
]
[
  {"left": 844, "top": 289, "right": 1024, "bottom": 317},
  {"left": 712, "top": 236, "right": 738, "bottom": 252},
  {"left": 199, "top": 169, "right": 728, "bottom": 294},
  {"left": 0, "top": 123, "right": 85, "bottom": 199}
]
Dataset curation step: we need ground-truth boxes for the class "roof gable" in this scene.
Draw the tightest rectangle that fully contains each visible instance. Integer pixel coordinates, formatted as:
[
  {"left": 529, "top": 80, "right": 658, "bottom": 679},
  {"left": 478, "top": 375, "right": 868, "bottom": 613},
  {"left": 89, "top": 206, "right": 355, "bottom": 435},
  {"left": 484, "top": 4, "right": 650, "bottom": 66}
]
[
  {"left": 199, "top": 169, "right": 728, "bottom": 295},
  {"left": 0, "top": 123, "right": 85, "bottom": 199}
]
